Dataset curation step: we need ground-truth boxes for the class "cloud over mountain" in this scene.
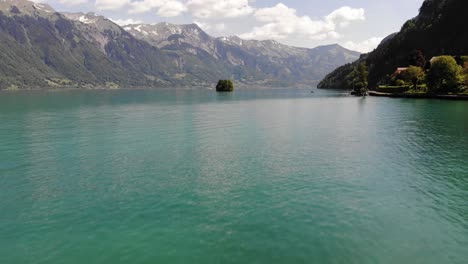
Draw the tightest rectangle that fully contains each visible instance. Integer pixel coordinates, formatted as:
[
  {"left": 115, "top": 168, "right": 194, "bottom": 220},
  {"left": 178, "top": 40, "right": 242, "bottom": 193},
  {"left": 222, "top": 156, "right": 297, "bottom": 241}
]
[
  {"left": 32, "top": 0, "right": 380, "bottom": 51},
  {"left": 239, "top": 4, "right": 364, "bottom": 41}
]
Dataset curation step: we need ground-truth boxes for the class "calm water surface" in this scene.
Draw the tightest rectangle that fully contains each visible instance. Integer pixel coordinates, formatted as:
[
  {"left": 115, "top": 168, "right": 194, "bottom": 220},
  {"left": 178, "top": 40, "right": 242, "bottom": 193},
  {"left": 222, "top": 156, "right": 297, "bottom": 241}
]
[{"left": 1, "top": 89, "right": 467, "bottom": 264}]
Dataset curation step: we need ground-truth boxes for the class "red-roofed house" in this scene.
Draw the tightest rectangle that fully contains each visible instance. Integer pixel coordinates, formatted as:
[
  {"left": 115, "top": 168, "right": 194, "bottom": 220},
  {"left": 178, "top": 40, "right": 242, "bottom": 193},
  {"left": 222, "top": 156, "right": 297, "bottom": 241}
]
[{"left": 391, "top": 67, "right": 408, "bottom": 78}]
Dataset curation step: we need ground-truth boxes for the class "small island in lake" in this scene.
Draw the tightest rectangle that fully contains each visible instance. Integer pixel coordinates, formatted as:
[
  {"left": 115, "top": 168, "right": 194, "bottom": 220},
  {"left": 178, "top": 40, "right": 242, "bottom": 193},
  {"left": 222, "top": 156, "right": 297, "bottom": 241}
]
[{"left": 216, "top": 80, "right": 234, "bottom": 92}]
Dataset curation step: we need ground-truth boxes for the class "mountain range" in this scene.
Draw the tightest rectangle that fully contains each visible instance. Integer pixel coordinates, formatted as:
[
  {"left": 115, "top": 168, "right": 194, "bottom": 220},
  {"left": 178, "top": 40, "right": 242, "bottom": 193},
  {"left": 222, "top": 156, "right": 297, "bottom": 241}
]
[
  {"left": 318, "top": 0, "right": 468, "bottom": 89},
  {"left": 0, "top": 0, "right": 360, "bottom": 89}
]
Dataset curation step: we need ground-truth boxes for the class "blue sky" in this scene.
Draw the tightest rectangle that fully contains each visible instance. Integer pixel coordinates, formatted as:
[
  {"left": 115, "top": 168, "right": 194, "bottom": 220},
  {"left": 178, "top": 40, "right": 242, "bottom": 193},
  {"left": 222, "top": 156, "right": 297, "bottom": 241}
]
[{"left": 33, "top": 0, "right": 425, "bottom": 52}]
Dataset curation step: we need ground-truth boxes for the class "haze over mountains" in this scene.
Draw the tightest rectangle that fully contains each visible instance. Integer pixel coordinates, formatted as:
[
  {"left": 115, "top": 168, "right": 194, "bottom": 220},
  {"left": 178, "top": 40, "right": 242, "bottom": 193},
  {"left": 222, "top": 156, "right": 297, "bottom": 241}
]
[{"left": 0, "top": 0, "right": 360, "bottom": 89}]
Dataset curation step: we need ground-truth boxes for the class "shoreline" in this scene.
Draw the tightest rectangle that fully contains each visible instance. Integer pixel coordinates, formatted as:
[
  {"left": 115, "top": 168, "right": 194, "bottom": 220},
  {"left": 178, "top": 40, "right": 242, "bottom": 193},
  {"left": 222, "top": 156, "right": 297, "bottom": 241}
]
[
  {"left": 0, "top": 85, "right": 317, "bottom": 92},
  {"left": 369, "top": 91, "right": 468, "bottom": 101}
]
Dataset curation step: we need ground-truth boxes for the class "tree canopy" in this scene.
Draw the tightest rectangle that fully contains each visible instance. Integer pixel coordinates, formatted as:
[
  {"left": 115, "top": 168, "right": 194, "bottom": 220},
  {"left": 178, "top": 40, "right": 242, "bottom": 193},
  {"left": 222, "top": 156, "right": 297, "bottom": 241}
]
[
  {"left": 402, "top": 66, "right": 425, "bottom": 88},
  {"left": 216, "top": 80, "right": 234, "bottom": 92},
  {"left": 348, "top": 63, "right": 369, "bottom": 96},
  {"left": 426, "top": 56, "right": 463, "bottom": 93},
  {"left": 463, "top": 62, "right": 468, "bottom": 89}
]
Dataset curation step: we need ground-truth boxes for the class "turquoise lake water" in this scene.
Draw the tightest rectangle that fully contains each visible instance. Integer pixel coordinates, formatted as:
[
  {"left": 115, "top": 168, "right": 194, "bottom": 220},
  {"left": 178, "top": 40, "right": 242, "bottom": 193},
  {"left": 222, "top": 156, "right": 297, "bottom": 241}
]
[{"left": 1, "top": 89, "right": 468, "bottom": 263}]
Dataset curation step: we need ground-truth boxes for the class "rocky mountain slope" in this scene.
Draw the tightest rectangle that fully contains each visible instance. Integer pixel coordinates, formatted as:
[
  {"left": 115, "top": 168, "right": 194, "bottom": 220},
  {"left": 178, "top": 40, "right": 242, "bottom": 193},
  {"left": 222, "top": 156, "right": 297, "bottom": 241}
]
[
  {"left": 0, "top": 0, "right": 359, "bottom": 89},
  {"left": 318, "top": 0, "right": 468, "bottom": 89},
  {"left": 0, "top": 0, "right": 179, "bottom": 88},
  {"left": 124, "top": 23, "right": 360, "bottom": 87}
]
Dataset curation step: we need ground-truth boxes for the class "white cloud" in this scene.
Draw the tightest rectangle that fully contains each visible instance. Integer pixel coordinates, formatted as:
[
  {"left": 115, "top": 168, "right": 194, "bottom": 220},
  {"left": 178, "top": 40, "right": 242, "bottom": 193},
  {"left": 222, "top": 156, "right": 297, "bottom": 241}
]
[
  {"left": 129, "top": 0, "right": 187, "bottom": 17},
  {"left": 110, "top": 18, "right": 143, "bottom": 26},
  {"left": 95, "top": 0, "right": 129, "bottom": 10},
  {"left": 214, "top": 23, "right": 226, "bottom": 31},
  {"left": 186, "top": 0, "right": 253, "bottom": 19},
  {"left": 89, "top": 1, "right": 366, "bottom": 45},
  {"left": 34, "top": 0, "right": 373, "bottom": 49},
  {"left": 325, "top": 6, "right": 365, "bottom": 28},
  {"left": 344, "top": 37, "right": 384, "bottom": 53},
  {"left": 239, "top": 4, "right": 364, "bottom": 41},
  {"left": 195, "top": 20, "right": 226, "bottom": 32},
  {"left": 58, "top": 0, "right": 89, "bottom": 5},
  {"left": 94, "top": 0, "right": 253, "bottom": 18},
  {"left": 33, "top": 0, "right": 89, "bottom": 8},
  {"left": 310, "top": 31, "right": 342, "bottom": 41},
  {"left": 157, "top": 1, "right": 187, "bottom": 17}
]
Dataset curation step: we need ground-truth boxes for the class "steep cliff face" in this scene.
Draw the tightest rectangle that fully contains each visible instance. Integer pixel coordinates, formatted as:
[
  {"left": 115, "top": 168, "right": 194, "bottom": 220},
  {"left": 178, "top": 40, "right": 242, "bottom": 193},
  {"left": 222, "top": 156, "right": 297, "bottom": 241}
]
[{"left": 318, "top": 0, "right": 468, "bottom": 89}]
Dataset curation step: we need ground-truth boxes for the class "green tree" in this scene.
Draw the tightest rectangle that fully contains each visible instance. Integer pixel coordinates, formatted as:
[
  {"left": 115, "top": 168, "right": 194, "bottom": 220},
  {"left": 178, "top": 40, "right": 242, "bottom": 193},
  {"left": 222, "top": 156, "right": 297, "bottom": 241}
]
[
  {"left": 216, "top": 80, "right": 234, "bottom": 92},
  {"left": 349, "top": 63, "right": 369, "bottom": 96},
  {"left": 402, "top": 66, "right": 425, "bottom": 89},
  {"left": 426, "top": 56, "right": 463, "bottom": 93},
  {"left": 463, "top": 62, "right": 468, "bottom": 88}
]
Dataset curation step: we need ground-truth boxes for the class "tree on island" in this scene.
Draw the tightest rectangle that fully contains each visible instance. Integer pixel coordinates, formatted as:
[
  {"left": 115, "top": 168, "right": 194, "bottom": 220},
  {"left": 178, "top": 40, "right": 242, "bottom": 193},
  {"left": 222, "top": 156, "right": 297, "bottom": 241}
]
[
  {"left": 349, "top": 62, "right": 369, "bottom": 96},
  {"left": 426, "top": 56, "right": 463, "bottom": 93},
  {"left": 216, "top": 80, "right": 234, "bottom": 92}
]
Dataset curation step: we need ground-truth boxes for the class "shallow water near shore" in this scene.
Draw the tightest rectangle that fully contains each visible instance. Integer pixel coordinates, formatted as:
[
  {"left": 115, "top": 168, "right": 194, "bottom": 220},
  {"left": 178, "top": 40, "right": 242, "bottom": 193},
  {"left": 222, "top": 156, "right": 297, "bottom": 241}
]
[{"left": 1, "top": 88, "right": 468, "bottom": 264}]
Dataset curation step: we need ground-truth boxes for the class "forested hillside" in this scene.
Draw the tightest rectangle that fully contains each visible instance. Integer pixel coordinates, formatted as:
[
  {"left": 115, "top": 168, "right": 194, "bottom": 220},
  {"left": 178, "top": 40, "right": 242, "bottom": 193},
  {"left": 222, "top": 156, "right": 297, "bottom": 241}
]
[{"left": 318, "top": 0, "right": 468, "bottom": 89}]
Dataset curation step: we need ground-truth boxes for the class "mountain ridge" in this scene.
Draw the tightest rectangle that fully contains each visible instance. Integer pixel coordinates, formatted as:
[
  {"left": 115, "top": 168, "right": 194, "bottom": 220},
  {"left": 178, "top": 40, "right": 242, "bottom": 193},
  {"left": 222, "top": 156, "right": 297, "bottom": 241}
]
[
  {"left": 121, "top": 21, "right": 360, "bottom": 86},
  {"left": 0, "top": 0, "right": 360, "bottom": 89}
]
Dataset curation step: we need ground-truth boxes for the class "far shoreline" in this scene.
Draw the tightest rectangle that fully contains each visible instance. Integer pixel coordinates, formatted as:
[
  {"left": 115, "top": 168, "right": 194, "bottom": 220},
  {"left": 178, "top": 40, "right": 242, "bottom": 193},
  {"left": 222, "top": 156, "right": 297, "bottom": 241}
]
[{"left": 0, "top": 84, "right": 318, "bottom": 92}]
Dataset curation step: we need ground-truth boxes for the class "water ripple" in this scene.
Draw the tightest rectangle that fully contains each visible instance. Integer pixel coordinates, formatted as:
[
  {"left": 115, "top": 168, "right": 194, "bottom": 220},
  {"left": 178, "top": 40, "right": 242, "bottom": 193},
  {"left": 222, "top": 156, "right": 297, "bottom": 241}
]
[{"left": 1, "top": 90, "right": 468, "bottom": 264}]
